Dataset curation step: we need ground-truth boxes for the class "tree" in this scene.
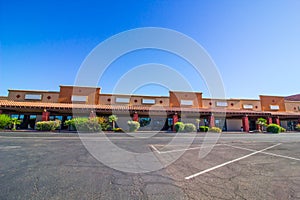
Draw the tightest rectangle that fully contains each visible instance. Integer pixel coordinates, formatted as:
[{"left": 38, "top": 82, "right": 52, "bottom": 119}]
[
  {"left": 256, "top": 117, "right": 267, "bottom": 132},
  {"left": 11, "top": 118, "right": 21, "bottom": 130},
  {"left": 108, "top": 115, "right": 118, "bottom": 130}
]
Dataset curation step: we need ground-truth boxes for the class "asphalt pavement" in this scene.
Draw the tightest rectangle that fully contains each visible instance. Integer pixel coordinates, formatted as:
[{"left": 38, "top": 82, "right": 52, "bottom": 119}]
[{"left": 0, "top": 132, "right": 300, "bottom": 199}]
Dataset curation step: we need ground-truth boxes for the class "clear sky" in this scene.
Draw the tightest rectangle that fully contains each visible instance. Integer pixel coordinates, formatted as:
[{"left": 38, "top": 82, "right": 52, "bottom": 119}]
[{"left": 1, "top": 0, "right": 299, "bottom": 99}]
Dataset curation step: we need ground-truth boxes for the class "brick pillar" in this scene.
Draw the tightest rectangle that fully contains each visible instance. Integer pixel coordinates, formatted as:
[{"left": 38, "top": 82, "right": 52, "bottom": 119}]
[
  {"left": 133, "top": 112, "right": 139, "bottom": 122},
  {"left": 274, "top": 117, "right": 280, "bottom": 125},
  {"left": 208, "top": 114, "right": 215, "bottom": 128},
  {"left": 267, "top": 117, "right": 272, "bottom": 125},
  {"left": 42, "top": 110, "right": 50, "bottom": 121},
  {"left": 173, "top": 113, "right": 178, "bottom": 132},
  {"left": 242, "top": 116, "right": 249, "bottom": 132}
]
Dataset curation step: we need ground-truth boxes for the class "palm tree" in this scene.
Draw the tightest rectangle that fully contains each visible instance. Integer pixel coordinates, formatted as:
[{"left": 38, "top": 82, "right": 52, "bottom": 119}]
[
  {"left": 109, "top": 115, "right": 118, "bottom": 130},
  {"left": 11, "top": 118, "right": 21, "bottom": 130},
  {"left": 256, "top": 117, "right": 267, "bottom": 132}
]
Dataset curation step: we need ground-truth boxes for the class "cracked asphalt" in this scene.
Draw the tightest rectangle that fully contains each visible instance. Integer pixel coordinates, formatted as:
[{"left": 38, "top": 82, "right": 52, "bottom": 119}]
[{"left": 0, "top": 132, "right": 300, "bottom": 200}]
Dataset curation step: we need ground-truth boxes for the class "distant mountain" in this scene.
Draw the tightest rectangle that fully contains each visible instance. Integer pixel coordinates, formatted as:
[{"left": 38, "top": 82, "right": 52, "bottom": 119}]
[{"left": 285, "top": 94, "right": 300, "bottom": 101}]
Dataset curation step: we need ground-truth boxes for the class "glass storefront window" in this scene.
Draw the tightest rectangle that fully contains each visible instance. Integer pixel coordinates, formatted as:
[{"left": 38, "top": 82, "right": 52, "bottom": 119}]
[
  {"left": 139, "top": 117, "right": 151, "bottom": 127},
  {"left": 11, "top": 114, "right": 19, "bottom": 119}
]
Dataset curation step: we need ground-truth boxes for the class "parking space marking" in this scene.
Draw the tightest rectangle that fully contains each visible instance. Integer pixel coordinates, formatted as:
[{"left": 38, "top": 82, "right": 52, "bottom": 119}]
[
  {"left": 157, "top": 144, "right": 223, "bottom": 154},
  {"left": 223, "top": 144, "right": 300, "bottom": 162},
  {"left": 185, "top": 143, "right": 281, "bottom": 180},
  {"left": 0, "top": 146, "right": 21, "bottom": 150},
  {"left": 150, "top": 145, "right": 161, "bottom": 154},
  {"left": 149, "top": 144, "right": 223, "bottom": 154}
]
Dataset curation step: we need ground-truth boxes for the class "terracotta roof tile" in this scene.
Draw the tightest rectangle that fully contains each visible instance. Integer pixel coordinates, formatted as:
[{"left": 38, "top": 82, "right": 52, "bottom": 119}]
[{"left": 0, "top": 100, "right": 299, "bottom": 116}]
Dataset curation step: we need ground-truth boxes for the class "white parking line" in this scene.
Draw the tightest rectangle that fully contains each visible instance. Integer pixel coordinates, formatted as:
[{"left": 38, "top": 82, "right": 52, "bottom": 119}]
[
  {"left": 223, "top": 144, "right": 300, "bottom": 162},
  {"left": 0, "top": 146, "right": 21, "bottom": 150},
  {"left": 185, "top": 143, "right": 281, "bottom": 180},
  {"left": 150, "top": 145, "right": 161, "bottom": 154},
  {"left": 157, "top": 144, "right": 223, "bottom": 154}
]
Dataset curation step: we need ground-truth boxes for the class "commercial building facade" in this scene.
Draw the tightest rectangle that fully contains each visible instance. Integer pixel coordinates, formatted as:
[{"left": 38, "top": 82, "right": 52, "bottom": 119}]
[{"left": 0, "top": 85, "right": 299, "bottom": 132}]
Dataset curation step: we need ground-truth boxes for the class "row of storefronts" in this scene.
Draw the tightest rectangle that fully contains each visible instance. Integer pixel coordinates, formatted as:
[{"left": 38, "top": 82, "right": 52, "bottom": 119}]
[{"left": 0, "top": 85, "right": 299, "bottom": 132}]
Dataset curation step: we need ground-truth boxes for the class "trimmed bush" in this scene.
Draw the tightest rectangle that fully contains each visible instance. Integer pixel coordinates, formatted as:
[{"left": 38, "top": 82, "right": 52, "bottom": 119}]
[
  {"left": 97, "top": 117, "right": 110, "bottom": 131},
  {"left": 127, "top": 121, "right": 140, "bottom": 132},
  {"left": 65, "top": 118, "right": 101, "bottom": 132},
  {"left": 209, "top": 127, "right": 222, "bottom": 133},
  {"left": 184, "top": 123, "right": 196, "bottom": 132},
  {"left": 36, "top": 120, "right": 61, "bottom": 131},
  {"left": 280, "top": 127, "right": 286, "bottom": 132},
  {"left": 0, "top": 114, "right": 12, "bottom": 129},
  {"left": 266, "top": 124, "right": 281, "bottom": 133},
  {"left": 296, "top": 124, "right": 300, "bottom": 131},
  {"left": 199, "top": 126, "right": 209, "bottom": 132},
  {"left": 174, "top": 122, "right": 185, "bottom": 132}
]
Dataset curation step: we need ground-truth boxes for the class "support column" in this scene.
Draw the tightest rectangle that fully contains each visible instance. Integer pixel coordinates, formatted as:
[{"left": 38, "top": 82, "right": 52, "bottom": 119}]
[
  {"left": 242, "top": 115, "right": 249, "bottom": 132},
  {"left": 267, "top": 116, "right": 272, "bottom": 125},
  {"left": 42, "top": 109, "right": 50, "bottom": 121},
  {"left": 274, "top": 117, "right": 280, "bottom": 125},
  {"left": 133, "top": 112, "right": 139, "bottom": 122},
  {"left": 208, "top": 114, "right": 215, "bottom": 128},
  {"left": 172, "top": 113, "right": 178, "bottom": 132},
  {"left": 89, "top": 110, "right": 96, "bottom": 119}
]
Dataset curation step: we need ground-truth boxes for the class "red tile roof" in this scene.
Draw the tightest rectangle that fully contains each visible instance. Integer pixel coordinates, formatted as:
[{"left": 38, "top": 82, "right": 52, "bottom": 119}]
[{"left": 0, "top": 100, "right": 299, "bottom": 116}]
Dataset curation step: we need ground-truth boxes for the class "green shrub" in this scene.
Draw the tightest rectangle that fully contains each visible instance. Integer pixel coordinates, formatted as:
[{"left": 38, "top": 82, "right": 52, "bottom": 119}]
[
  {"left": 267, "top": 124, "right": 281, "bottom": 133},
  {"left": 184, "top": 123, "right": 196, "bottom": 132},
  {"left": 127, "top": 121, "right": 140, "bottom": 132},
  {"left": 199, "top": 126, "right": 209, "bottom": 132},
  {"left": 209, "top": 127, "right": 222, "bottom": 133},
  {"left": 0, "top": 114, "right": 12, "bottom": 129},
  {"left": 174, "top": 122, "right": 185, "bottom": 132},
  {"left": 36, "top": 120, "right": 61, "bottom": 131},
  {"left": 280, "top": 127, "right": 286, "bottom": 132},
  {"left": 296, "top": 124, "right": 300, "bottom": 131},
  {"left": 65, "top": 117, "right": 101, "bottom": 132},
  {"left": 97, "top": 117, "right": 110, "bottom": 131}
]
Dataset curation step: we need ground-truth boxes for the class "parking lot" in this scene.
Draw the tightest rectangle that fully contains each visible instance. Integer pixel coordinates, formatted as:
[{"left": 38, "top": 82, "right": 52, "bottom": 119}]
[{"left": 0, "top": 132, "right": 300, "bottom": 199}]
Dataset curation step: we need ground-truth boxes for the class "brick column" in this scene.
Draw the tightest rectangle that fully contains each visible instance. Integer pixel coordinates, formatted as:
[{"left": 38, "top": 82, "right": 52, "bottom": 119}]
[
  {"left": 208, "top": 114, "right": 215, "bottom": 128},
  {"left": 173, "top": 113, "right": 178, "bottom": 132},
  {"left": 267, "top": 117, "right": 272, "bottom": 125},
  {"left": 274, "top": 117, "right": 280, "bottom": 125},
  {"left": 42, "top": 110, "right": 50, "bottom": 121},
  {"left": 133, "top": 112, "right": 139, "bottom": 122},
  {"left": 242, "top": 115, "right": 249, "bottom": 132}
]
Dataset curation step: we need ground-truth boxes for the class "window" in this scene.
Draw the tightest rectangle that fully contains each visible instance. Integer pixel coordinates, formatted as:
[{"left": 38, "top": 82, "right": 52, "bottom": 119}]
[
  {"left": 139, "top": 117, "right": 151, "bottom": 127},
  {"left": 180, "top": 100, "right": 193, "bottom": 106},
  {"left": 25, "top": 94, "right": 42, "bottom": 100},
  {"left": 216, "top": 101, "right": 228, "bottom": 107},
  {"left": 71, "top": 95, "right": 87, "bottom": 102},
  {"left": 11, "top": 114, "right": 19, "bottom": 119},
  {"left": 243, "top": 104, "right": 253, "bottom": 109},
  {"left": 30, "top": 115, "right": 37, "bottom": 119},
  {"left": 115, "top": 97, "right": 130, "bottom": 103},
  {"left": 142, "top": 99, "right": 155, "bottom": 104},
  {"left": 270, "top": 105, "right": 279, "bottom": 110}
]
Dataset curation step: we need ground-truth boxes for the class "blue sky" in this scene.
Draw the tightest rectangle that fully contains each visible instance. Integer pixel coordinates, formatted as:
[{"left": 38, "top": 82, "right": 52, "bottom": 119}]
[{"left": 1, "top": 0, "right": 299, "bottom": 99}]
